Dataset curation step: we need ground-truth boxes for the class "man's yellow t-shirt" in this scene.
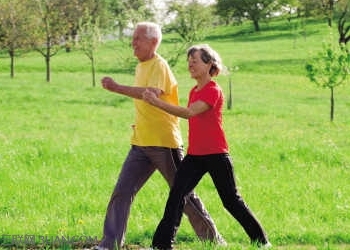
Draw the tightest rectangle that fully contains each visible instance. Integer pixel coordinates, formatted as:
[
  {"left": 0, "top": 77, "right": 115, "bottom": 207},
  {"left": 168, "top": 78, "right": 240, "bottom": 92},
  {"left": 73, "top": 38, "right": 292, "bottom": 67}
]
[{"left": 130, "top": 54, "right": 183, "bottom": 148}]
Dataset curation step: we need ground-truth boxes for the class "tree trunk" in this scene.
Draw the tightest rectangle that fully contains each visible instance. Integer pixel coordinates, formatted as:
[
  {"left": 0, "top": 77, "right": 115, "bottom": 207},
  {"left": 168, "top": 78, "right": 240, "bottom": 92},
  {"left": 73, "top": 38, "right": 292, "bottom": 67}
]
[
  {"left": 330, "top": 87, "right": 334, "bottom": 121},
  {"left": 253, "top": 19, "right": 260, "bottom": 32},
  {"left": 227, "top": 78, "right": 232, "bottom": 110},
  {"left": 327, "top": 0, "right": 335, "bottom": 27},
  {"left": 91, "top": 56, "right": 96, "bottom": 87},
  {"left": 46, "top": 46, "right": 51, "bottom": 82},
  {"left": 328, "top": 17, "right": 332, "bottom": 27},
  {"left": 9, "top": 49, "right": 14, "bottom": 78}
]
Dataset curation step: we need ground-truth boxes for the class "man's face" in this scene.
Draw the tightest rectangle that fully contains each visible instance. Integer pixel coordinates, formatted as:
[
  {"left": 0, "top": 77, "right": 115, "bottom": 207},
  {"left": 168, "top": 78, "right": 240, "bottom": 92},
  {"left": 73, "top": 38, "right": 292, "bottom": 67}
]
[{"left": 132, "top": 26, "right": 155, "bottom": 62}]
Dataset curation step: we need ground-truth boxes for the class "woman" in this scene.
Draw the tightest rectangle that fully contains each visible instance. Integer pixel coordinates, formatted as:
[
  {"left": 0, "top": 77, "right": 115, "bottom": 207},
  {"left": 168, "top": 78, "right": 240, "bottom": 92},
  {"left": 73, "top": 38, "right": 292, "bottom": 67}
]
[{"left": 143, "top": 44, "right": 271, "bottom": 249}]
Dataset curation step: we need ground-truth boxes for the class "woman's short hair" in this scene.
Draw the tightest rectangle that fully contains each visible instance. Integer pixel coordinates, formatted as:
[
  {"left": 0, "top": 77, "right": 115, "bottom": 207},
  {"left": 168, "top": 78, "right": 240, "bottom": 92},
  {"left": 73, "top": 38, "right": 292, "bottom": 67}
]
[{"left": 187, "top": 44, "right": 223, "bottom": 77}]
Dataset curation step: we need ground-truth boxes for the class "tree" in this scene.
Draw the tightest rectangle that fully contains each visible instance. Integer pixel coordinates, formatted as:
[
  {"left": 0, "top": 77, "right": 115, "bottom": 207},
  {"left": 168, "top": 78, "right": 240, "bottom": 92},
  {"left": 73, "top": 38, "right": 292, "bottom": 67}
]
[
  {"left": 164, "top": 0, "right": 213, "bottom": 66},
  {"left": 62, "top": 0, "right": 108, "bottom": 52},
  {"left": 28, "top": 0, "right": 72, "bottom": 82},
  {"left": 109, "top": 0, "right": 155, "bottom": 39},
  {"left": 323, "top": 0, "right": 336, "bottom": 27},
  {"left": 167, "top": 0, "right": 212, "bottom": 43},
  {"left": 78, "top": 9, "right": 101, "bottom": 87},
  {"left": 0, "top": 0, "right": 32, "bottom": 78},
  {"left": 337, "top": 2, "right": 350, "bottom": 46},
  {"left": 296, "top": 0, "right": 323, "bottom": 17},
  {"left": 216, "top": 0, "right": 279, "bottom": 31},
  {"left": 297, "top": 0, "right": 341, "bottom": 27},
  {"left": 305, "top": 32, "right": 350, "bottom": 121},
  {"left": 214, "top": 0, "right": 236, "bottom": 25}
]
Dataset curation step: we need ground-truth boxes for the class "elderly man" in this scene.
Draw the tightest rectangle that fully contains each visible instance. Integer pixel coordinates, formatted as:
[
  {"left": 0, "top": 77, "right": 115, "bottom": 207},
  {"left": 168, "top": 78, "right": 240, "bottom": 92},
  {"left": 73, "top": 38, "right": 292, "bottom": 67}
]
[{"left": 95, "top": 21, "right": 225, "bottom": 250}]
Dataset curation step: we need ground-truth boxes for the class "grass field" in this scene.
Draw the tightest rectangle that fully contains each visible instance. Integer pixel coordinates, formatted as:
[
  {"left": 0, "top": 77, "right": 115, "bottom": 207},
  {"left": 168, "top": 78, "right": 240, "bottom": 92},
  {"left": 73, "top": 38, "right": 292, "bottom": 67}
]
[{"left": 0, "top": 18, "right": 350, "bottom": 249}]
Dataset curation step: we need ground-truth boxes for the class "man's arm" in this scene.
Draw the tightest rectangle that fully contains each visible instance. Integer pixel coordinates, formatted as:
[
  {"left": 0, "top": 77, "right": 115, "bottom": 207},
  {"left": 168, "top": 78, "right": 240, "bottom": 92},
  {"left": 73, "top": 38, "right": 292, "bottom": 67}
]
[{"left": 101, "top": 77, "right": 162, "bottom": 99}]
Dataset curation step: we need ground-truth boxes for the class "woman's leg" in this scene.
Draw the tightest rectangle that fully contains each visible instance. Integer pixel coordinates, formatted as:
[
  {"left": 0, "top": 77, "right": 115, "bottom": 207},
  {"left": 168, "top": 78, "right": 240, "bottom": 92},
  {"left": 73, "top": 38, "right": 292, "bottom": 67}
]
[
  {"left": 208, "top": 154, "right": 269, "bottom": 245},
  {"left": 152, "top": 155, "right": 206, "bottom": 249},
  {"left": 140, "top": 147, "right": 223, "bottom": 243}
]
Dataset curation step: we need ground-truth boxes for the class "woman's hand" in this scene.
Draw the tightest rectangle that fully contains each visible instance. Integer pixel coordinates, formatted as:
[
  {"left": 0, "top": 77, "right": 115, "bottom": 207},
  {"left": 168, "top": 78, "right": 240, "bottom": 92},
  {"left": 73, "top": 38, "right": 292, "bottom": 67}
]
[{"left": 142, "top": 89, "right": 158, "bottom": 105}]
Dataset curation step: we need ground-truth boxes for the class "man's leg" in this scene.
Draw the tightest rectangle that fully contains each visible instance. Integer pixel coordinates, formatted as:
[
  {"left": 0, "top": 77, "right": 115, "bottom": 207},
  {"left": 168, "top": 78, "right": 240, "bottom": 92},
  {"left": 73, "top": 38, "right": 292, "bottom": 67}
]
[
  {"left": 99, "top": 146, "right": 155, "bottom": 250},
  {"left": 183, "top": 191, "right": 224, "bottom": 242},
  {"left": 143, "top": 147, "right": 224, "bottom": 243}
]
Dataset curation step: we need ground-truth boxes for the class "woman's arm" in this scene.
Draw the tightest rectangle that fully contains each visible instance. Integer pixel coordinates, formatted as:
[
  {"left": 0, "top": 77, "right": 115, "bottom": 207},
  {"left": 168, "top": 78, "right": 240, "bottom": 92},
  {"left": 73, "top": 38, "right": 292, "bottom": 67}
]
[{"left": 142, "top": 89, "right": 210, "bottom": 119}]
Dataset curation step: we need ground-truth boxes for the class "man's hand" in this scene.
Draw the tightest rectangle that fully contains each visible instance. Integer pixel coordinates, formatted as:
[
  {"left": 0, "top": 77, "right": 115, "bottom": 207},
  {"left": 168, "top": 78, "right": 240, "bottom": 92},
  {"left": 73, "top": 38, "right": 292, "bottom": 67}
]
[{"left": 101, "top": 77, "right": 119, "bottom": 92}]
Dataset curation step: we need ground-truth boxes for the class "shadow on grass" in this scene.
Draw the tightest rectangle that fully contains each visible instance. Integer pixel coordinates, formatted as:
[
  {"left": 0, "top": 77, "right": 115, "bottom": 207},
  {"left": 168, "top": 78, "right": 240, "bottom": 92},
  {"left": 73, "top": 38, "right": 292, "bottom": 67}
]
[
  {"left": 0, "top": 237, "right": 100, "bottom": 249},
  {"left": 237, "top": 58, "right": 307, "bottom": 75},
  {"left": 206, "top": 29, "right": 320, "bottom": 43},
  {"left": 1, "top": 233, "right": 349, "bottom": 249},
  {"left": 205, "top": 17, "right": 323, "bottom": 43}
]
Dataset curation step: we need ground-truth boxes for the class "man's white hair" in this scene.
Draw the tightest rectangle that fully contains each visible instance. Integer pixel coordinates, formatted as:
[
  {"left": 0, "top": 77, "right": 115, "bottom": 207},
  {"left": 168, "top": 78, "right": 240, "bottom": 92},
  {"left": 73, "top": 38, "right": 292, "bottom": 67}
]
[{"left": 136, "top": 22, "right": 162, "bottom": 49}]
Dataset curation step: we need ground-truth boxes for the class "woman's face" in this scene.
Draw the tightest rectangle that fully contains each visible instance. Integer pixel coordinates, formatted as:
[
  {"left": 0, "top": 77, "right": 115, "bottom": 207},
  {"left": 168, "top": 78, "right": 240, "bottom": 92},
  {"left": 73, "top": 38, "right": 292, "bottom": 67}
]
[{"left": 188, "top": 50, "right": 212, "bottom": 80}]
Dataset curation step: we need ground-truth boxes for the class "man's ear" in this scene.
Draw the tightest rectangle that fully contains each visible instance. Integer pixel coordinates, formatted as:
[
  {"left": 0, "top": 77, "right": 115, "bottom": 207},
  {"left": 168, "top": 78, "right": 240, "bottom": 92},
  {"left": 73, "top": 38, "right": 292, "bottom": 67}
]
[{"left": 151, "top": 38, "right": 159, "bottom": 48}]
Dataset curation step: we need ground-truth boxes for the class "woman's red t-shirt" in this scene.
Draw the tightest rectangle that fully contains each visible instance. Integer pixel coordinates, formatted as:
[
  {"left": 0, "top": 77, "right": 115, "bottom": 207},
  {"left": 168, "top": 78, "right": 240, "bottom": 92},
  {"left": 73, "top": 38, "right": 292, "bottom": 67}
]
[{"left": 187, "top": 81, "right": 229, "bottom": 155}]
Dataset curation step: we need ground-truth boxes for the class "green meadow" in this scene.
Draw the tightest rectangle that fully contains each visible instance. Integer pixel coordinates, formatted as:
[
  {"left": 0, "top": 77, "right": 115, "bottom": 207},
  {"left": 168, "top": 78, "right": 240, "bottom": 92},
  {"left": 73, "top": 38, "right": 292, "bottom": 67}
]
[{"left": 0, "top": 19, "right": 349, "bottom": 249}]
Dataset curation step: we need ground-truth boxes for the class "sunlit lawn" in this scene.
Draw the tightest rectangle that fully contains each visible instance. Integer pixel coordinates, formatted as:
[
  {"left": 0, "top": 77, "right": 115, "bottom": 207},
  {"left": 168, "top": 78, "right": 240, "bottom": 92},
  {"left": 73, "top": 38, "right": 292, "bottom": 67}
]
[{"left": 0, "top": 18, "right": 349, "bottom": 249}]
